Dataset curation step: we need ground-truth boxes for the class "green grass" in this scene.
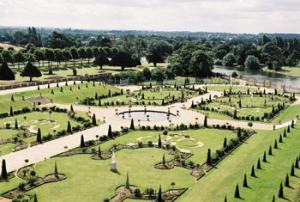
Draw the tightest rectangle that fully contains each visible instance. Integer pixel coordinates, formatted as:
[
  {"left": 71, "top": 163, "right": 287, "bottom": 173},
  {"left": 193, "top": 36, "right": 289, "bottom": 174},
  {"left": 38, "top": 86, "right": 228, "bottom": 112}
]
[
  {"left": 272, "top": 104, "right": 300, "bottom": 124},
  {"left": 26, "top": 149, "right": 193, "bottom": 201},
  {"left": 0, "top": 143, "right": 17, "bottom": 156},
  {"left": 207, "top": 85, "right": 259, "bottom": 93},
  {"left": 91, "top": 129, "right": 236, "bottom": 164},
  {"left": 0, "top": 82, "right": 120, "bottom": 113},
  {"left": 0, "top": 128, "right": 235, "bottom": 201},
  {"left": 0, "top": 112, "right": 83, "bottom": 135},
  {"left": 0, "top": 111, "right": 90, "bottom": 156},
  {"left": 263, "top": 66, "right": 300, "bottom": 77},
  {"left": 0, "top": 129, "right": 22, "bottom": 140},
  {"left": 0, "top": 177, "right": 24, "bottom": 195},
  {"left": 101, "top": 88, "right": 198, "bottom": 106},
  {"left": 178, "top": 125, "right": 300, "bottom": 202},
  {"left": 201, "top": 94, "right": 289, "bottom": 119}
]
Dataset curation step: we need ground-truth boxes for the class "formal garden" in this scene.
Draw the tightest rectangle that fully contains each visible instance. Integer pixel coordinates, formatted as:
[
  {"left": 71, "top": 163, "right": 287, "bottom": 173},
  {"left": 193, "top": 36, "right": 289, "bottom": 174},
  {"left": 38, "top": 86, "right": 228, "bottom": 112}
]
[
  {"left": 0, "top": 106, "right": 95, "bottom": 157},
  {"left": 0, "top": 122, "right": 255, "bottom": 201},
  {"left": 193, "top": 85, "right": 296, "bottom": 122}
]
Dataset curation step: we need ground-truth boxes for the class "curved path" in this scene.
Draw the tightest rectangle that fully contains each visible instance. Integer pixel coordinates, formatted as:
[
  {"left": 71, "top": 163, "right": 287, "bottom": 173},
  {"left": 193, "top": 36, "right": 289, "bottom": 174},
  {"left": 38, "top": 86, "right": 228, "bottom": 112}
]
[{"left": 0, "top": 84, "right": 298, "bottom": 173}]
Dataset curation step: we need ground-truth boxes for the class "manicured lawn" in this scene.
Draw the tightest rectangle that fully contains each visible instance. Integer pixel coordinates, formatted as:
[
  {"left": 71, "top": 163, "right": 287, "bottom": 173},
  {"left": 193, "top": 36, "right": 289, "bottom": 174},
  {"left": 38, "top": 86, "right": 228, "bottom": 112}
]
[
  {"left": 178, "top": 125, "right": 300, "bottom": 202},
  {"left": 101, "top": 87, "right": 199, "bottom": 106},
  {"left": 272, "top": 104, "right": 300, "bottom": 124},
  {"left": 200, "top": 94, "right": 290, "bottom": 119},
  {"left": 0, "top": 82, "right": 120, "bottom": 113},
  {"left": 92, "top": 129, "right": 236, "bottom": 164},
  {"left": 207, "top": 85, "right": 259, "bottom": 93},
  {"left": 0, "top": 128, "right": 236, "bottom": 201},
  {"left": 0, "top": 143, "right": 17, "bottom": 156},
  {"left": 0, "top": 129, "right": 22, "bottom": 140},
  {"left": 0, "top": 177, "right": 24, "bottom": 195},
  {"left": 0, "top": 112, "right": 83, "bottom": 134},
  {"left": 26, "top": 149, "right": 193, "bottom": 201}
]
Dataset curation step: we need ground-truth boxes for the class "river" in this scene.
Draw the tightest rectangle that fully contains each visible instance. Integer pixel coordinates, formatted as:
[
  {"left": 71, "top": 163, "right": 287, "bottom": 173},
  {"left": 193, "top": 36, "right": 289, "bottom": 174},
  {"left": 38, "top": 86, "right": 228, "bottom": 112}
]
[{"left": 213, "top": 66, "right": 300, "bottom": 91}]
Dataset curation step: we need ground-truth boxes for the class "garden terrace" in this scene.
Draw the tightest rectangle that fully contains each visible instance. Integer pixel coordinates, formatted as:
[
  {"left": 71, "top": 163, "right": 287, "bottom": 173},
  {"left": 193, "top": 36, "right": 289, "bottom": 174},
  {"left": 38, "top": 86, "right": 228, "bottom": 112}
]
[
  {"left": 0, "top": 126, "right": 252, "bottom": 201},
  {"left": 178, "top": 124, "right": 300, "bottom": 202},
  {"left": 194, "top": 90, "right": 295, "bottom": 122},
  {"left": 0, "top": 81, "right": 120, "bottom": 114},
  {"left": 83, "top": 85, "right": 205, "bottom": 107},
  {"left": 0, "top": 106, "right": 93, "bottom": 156}
]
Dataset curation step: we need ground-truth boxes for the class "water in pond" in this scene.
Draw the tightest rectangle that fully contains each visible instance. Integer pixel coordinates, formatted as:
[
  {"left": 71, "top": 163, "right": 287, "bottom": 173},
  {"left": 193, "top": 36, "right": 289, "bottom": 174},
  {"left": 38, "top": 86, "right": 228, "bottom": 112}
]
[
  {"left": 213, "top": 66, "right": 300, "bottom": 90},
  {"left": 119, "top": 110, "right": 176, "bottom": 121}
]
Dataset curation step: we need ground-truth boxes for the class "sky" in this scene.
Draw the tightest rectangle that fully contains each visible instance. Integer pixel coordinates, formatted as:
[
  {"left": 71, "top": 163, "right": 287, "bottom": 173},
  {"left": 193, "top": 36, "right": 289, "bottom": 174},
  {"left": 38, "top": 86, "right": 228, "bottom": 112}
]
[{"left": 0, "top": 0, "right": 299, "bottom": 34}]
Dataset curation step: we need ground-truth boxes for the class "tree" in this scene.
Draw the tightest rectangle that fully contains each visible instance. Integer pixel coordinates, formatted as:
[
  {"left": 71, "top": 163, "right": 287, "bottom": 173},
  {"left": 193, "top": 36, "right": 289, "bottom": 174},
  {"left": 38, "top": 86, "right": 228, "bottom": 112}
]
[
  {"left": 110, "top": 50, "right": 136, "bottom": 71},
  {"left": 21, "top": 62, "right": 42, "bottom": 82},
  {"left": 33, "top": 193, "right": 38, "bottom": 202},
  {"left": 1, "top": 159, "right": 8, "bottom": 180},
  {"left": 0, "top": 62, "right": 15, "bottom": 80},
  {"left": 285, "top": 174, "right": 290, "bottom": 187},
  {"left": 268, "top": 146, "right": 273, "bottom": 156},
  {"left": 189, "top": 50, "right": 213, "bottom": 78},
  {"left": 1, "top": 50, "right": 13, "bottom": 63},
  {"left": 47, "top": 31, "right": 75, "bottom": 49},
  {"left": 146, "top": 40, "right": 172, "bottom": 67},
  {"left": 130, "top": 118, "right": 135, "bottom": 130},
  {"left": 36, "top": 128, "right": 42, "bottom": 143},
  {"left": 204, "top": 115, "right": 208, "bottom": 127},
  {"left": 94, "top": 49, "right": 109, "bottom": 69},
  {"left": 78, "top": 47, "right": 87, "bottom": 66},
  {"left": 234, "top": 184, "right": 240, "bottom": 198},
  {"left": 257, "top": 158, "right": 261, "bottom": 169},
  {"left": 10, "top": 106, "right": 13, "bottom": 116},
  {"left": 34, "top": 49, "right": 45, "bottom": 67},
  {"left": 162, "top": 154, "right": 166, "bottom": 166},
  {"left": 14, "top": 119, "right": 18, "bottom": 129},
  {"left": 243, "top": 174, "right": 248, "bottom": 187},
  {"left": 158, "top": 135, "right": 162, "bottom": 148},
  {"left": 291, "top": 164, "right": 295, "bottom": 176},
  {"left": 44, "top": 48, "right": 55, "bottom": 73},
  {"left": 125, "top": 172, "right": 130, "bottom": 189},
  {"left": 92, "top": 114, "right": 97, "bottom": 125},
  {"left": 108, "top": 125, "right": 113, "bottom": 138},
  {"left": 223, "top": 137, "right": 227, "bottom": 148},
  {"left": 54, "top": 161, "right": 59, "bottom": 178},
  {"left": 157, "top": 185, "right": 163, "bottom": 202},
  {"left": 278, "top": 182, "right": 284, "bottom": 198},
  {"left": 245, "top": 55, "right": 260, "bottom": 70},
  {"left": 222, "top": 53, "right": 236, "bottom": 67},
  {"left": 263, "top": 151, "right": 267, "bottom": 162},
  {"left": 67, "top": 121, "right": 72, "bottom": 133},
  {"left": 251, "top": 165, "right": 256, "bottom": 177},
  {"left": 80, "top": 135, "right": 85, "bottom": 148},
  {"left": 274, "top": 139, "right": 278, "bottom": 149},
  {"left": 13, "top": 51, "right": 25, "bottom": 70},
  {"left": 207, "top": 148, "right": 212, "bottom": 165}
]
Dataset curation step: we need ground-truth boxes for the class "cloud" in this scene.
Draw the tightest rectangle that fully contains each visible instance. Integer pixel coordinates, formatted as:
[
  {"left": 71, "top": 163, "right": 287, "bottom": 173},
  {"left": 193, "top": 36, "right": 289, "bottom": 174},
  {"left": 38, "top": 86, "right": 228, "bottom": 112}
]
[{"left": 0, "top": 0, "right": 299, "bottom": 33}]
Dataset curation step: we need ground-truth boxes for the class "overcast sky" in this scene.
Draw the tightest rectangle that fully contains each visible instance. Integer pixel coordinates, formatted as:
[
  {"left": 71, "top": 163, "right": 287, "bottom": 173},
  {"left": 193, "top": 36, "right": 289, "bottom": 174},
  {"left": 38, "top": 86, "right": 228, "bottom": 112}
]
[{"left": 0, "top": 0, "right": 299, "bottom": 34}]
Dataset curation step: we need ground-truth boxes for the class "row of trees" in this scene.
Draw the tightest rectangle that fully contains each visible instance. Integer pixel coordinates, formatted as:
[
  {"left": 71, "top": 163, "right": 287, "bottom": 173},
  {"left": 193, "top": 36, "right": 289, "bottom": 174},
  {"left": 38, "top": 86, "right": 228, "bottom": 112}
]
[
  {"left": 0, "top": 62, "right": 41, "bottom": 81},
  {"left": 1, "top": 28, "right": 300, "bottom": 79}
]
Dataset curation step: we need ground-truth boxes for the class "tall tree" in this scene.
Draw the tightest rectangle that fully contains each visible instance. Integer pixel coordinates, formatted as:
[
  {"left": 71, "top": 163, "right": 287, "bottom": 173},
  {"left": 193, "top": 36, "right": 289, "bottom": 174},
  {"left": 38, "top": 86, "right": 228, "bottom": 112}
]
[
  {"left": 1, "top": 159, "right": 8, "bottom": 180},
  {"left": 146, "top": 40, "right": 173, "bottom": 67},
  {"left": 0, "top": 62, "right": 15, "bottom": 80},
  {"left": 94, "top": 49, "right": 109, "bottom": 69},
  {"left": 20, "top": 62, "right": 42, "bottom": 82}
]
